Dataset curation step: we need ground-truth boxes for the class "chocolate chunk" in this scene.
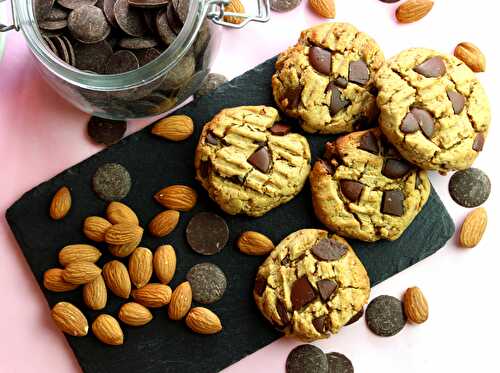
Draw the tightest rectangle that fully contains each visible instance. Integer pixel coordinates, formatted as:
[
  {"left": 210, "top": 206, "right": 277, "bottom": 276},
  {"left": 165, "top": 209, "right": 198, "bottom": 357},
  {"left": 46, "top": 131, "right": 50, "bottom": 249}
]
[
  {"left": 381, "top": 190, "right": 405, "bottom": 216},
  {"left": 348, "top": 60, "right": 370, "bottom": 86},
  {"left": 358, "top": 131, "right": 379, "bottom": 154},
  {"left": 186, "top": 262, "right": 227, "bottom": 304},
  {"left": 366, "top": 295, "right": 406, "bottom": 337},
  {"left": 323, "top": 141, "right": 336, "bottom": 160},
  {"left": 276, "top": 299, "right": 290, "bottom": 325},
  {"left": 270, "top": 0, "right": 301, "bottom": 12},
  {"left": 472, "top": 133, "right": 485, "bottom": 152},
  {"left": 334, "top": 76, "right": 348, "bottom": 89},
  {"left": 317, "top": 279, "right": 337, "bottom": 302},
  {"left": 286, "top": 86, "right": 302, "bottom": 109},
  {"left": 229, "top": 175, "right": 245, "bottom": 185},
  {"left": 345, "top": 307, "right": 364, "bottom": 325},
  {"left": 327, "top": 352, "right": 354, "bottom": 373},
  {"left": 248, "top": 146, "right": 271, "bottom": 173},
  {"left": 67, "top": 5, "right": 110, "bottom": 43},
  {"left": 254, "top": 276, "right": 267, "bottom": 296},
  {"left": 286, "top": 345, "right": 328, "bottom": 373},
  {"left": 400, "top": 111, "right": 419, "bottom": 133},
  {"left": 281, "top": 256, "right": 291, "bottom": 266},
  {"left": 309, "top": 46, "right": 332, "bottom": 75},
  {"left": 311, "top": 238, "right": 347, "bottom": 261},
  {"left": 199, "top": 160, "right": 210, "bottom": 178},
  {"left": 320, "top": 160, "right": 334, "bottom": 174},
  {"left": 114, "top": 0, "right": 148, "bottom": 37},
  {"left": 186, "top": 212, "right": 229, "bottom": 255},
  {"left": 411, "top": 108, "right": 435, "bottom": 139},
  {"left": 206, "top": 131, "right": 219, "bottom": 145},
  {"left": 339, "top": 180, "right": 364, "bottom": 202},
  {"left": 330, "top": 86, "right": 350, "bottom": 115},
  {"left": 449, "top": 167, "right": 490, "bottom": 208},
  {"left": 92, "top": 163, "right": 131, "bottom": 201},
  {"left": 312, "top": 315, "right": 328, "bottom": 333},
  {"left": 382, "top": 159, "right": 412, "bottom": 179},
  {"left": 414, "top": 56, "right": 446, "bottom": 78},
  {"left": 104, "top": 50, "right": 139, "bottom": 74},
  {"left": 87, "top": 116, "right": 126, "bottom": 145},
  {"left": 291, "top": 276, "right": 316, "bottom": 310},
  {"left": 270, "top": 123, "right": 291, "bottom": 136},
  {"left": 447, "top": 90, "right": 466, "bottom": 114}
]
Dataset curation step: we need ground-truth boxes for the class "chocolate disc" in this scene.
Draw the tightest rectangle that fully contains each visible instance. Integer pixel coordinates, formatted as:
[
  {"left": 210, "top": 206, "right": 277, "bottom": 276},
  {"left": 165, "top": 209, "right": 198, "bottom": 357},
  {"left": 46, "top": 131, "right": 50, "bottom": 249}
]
[
  {"left": 118, "top": 36, "right": 158, "bottom": 49},
  {"left": 366, "top": 295, "right": 406, "bottom": 337},
  {"left": 186, "top": 262, "right": 227, "bottom": 304},
  {"left": 68, "top": 5, "right": 110, "bottom": 44},
  {"left": 50, "top": 36, "right": 70, "bottom": 63},
  {"left": 186, "top": 212, "right": 229, "bottom": 255},
  {"left": 172, "top": 0, "right": 189, "bottom": 22},
  {"left": 327, "top": 352, "right": 354, "bottom": 373},
  {"left": 74, "top": 40, "right": 113, "bottom": 73},
  {"left": 156, "top": 8, "right": 177, "bottom": 45},
  {"left": 194, "top": 73, "right": 228, "bottom": 99},
  {"left": 39, "top": 19, "right": 68, "bottom": 30},
  {"left": 449, "top": 167, "right": 490, "bottom": 208},
  {"left": 104, "top": 50, "right": 139, "bottom": 74},
  {"left": 60, "top": 35, "right": 76, "bottom": 66},
  {"left": 87, "top": 116, "right": 127, "bottom": 145},
  {"left": 92, "top": 162, "right": 131, "bottom": 201},
  {"left": 128, "top": 0, "right": 169, "bottom": 8},
  {"left": 35, "top": 0, "right": 56, "bottom": 21},
  {"left": 270, "top": 0, "right": 301, "bottom": 12},
  {"left": 135, "top": 48, "right": 161, "bottom": 66},
  {"left": 114, "top": 0, "right": 148, "bottom": 37},
  {"left": 103, "top": 0, "right": 118, "bottom": 26},
  {"left": 57, "top": 0, "right": 97, "bottom": 10},
  {"left": 286, "top": 345, "right": 328, "bottom": 373},
  {"left": 166, "top": 1, "right": 183, "bottom": 34}
]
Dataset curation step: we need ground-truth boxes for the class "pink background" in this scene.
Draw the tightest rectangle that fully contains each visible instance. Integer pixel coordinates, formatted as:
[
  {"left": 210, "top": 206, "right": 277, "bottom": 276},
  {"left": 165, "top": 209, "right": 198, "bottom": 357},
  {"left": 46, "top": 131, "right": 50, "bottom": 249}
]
[{"left": 0, "top": 0, "right": 498, "bottom": 372}]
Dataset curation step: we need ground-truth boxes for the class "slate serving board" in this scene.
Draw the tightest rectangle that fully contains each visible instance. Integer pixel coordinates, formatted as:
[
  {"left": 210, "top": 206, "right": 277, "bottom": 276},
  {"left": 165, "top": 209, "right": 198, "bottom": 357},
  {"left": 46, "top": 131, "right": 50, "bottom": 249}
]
[{"left": 6, "top": 57, "right": 455, "bottom": 373}]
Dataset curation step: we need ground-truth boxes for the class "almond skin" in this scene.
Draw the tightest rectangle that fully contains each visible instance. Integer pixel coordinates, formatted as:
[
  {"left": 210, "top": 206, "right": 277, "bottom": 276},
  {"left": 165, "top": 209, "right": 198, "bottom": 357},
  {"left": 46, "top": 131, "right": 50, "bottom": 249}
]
[
  {"left": 105, "top": 223, "right": 144, "bottom": 245},
  {"left": 154, "top": 244, "right": 176, "bottom": 285},
  {"left": 108, "top": 232, "right": 142, "bottom": 258},
  {"left": 154, "top": 185, "right": 197, "bottom": 212},
  {"left": 92, "top": 314, "right": 124, "bottom": 345},
  {"left": 309, "top": 0, "right": 335, "bottom": 18},
  {"left": 396, "top": 0, "right": 434, "bottom": 24},
  {"left": 132, "top": 283, "right": 172, "bottom": 308},
  {"left": 237, "top": 231, "right": 275, "bottom": 256},
  {"left": 83, "top": 216, "right": 112, "bottom": 242},
  {"left": 43, "top": 268, "right": 79, "bottom": 292},
  {"left": 51, "top": 302, "right": 88, "bottom": 336},
  {"left": 62, "top": 261, "right": 102, "bottom": 285},
  {"left": 118, "top": 302, "right": 153, "bottom": 326},
  {"left": 403, "top": 287, "right": 429, "bottom": 324},
  {"left": 50, "top": 186, "right": 71, "bottom": 220},
  {"left": 459, "top": 207, "right": 487, "bottom": 248},
  {"left": 454, "top": 42, "right": 486, "bottom": 72},
  {"left": 148, "top": 210, "right": 180, "bottom": 237},
  {"left": 185, "top": 307, "right": 222, "bottom": 335},
  {"left": 224, "top": 0, "right": 245, "bottom": 24},
  {"left": 151, "top": 115, "right": 194, "bottom": 142},
  {"left": 103, "top": 260, "right": 131, "bottom": 299},
  {"left": 168, "top": 281, "right": 192, "bottom": 320},
  {"left": 59, "top": 244, "right": 102, "bottom": 266},
  {"left": 83, "top": 275, "right": 107, "bottom": 310},
  {"left": 106, "top": 201, "right": 139, "bottom": 225},
  {"left": 128, "top": 247, "right": 153, "bottom": 289}
]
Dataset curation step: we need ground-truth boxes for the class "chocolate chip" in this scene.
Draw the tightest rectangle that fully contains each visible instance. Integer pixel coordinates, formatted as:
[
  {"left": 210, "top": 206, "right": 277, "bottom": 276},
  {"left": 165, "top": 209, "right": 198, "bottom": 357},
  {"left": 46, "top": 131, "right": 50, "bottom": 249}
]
[
  {"left": 205, "top": 131, "right": 219, "bottom": 145},
  {"left": 312, "top": 315, "right": 328, "bottom": 333},
  {"left": 339, "top": 180, "right": 364, "bottom": 202},
  {"left": 330, "top": 86, "right": 350, "bottom": 115},
  {"left": 194, "top": 73, "right": 228, "bottom": 99},
  {"left": 348, "top": 60, "right": 370, "bottom": 86},
  {"left": 358, "top": 131, "right": 379, "bottom": 154},
  {"left": 472, "top": 133, "right": 485, "bottom": 152},
  {"left": 270, "top": 123, "right": 291, "bottom": 136},
  {"left": 118, "top": 36, "right": 158, "bottom": 49},
  {"left": 199, "top": 160, "right": 210, "bottom": 178},
  {"left": 68, "top": 5, "right": 110, "bottom": 43},
  {"left": 286, "top": 345, "right": 328, "bottom": 373},
  {"left": 128, "top": 0, "right": 168, "bottom": 7},
  {"left": 414, "top": 56, "right": 446, "bottom": 78},
  {"left": 447, "top": 90, "right": 466, "bottom": 114},
  {"left": 74, "top": 40, "right": 113, "bottom": 73},
  {"left": 449, "top": 168, "right": 490, "bottom": 208},
  {"left": 317, "top": 279, "right": 337, "bottom": 302},
  {"left": 411, "top": 108, "right": 435, "bottom": 139},
  {"left": 345, "top": 307, "right": 364, "bottom": 325},
  {"left": 334, "top": 76, "right": 348, "bottom": 89},
  {"left": 276, "top": 299, "right": 290, "bottom": 325},
  {"left": 87, "top": 116, "right": 127, "bottom": 145},
  {"left": 286, "top": 86, "right": 302, "bottom": 109},
  {"left": 270, "top": 0, "right": 301, "bottom": 12},
  {"left": 309, "top": 46, "right": 332, "bottom": 75},
  {"left": 92, "top": 162, "right": 131, "bottom": 201},
  {"left": 114, "top": 0, "right": 148, "bottom": 37},
  {"left": 105, "top": 50, "right": 139, "bottom": 74},
  {"left": 291, "top": 276, "right": 316, "bottom": 310},
  {"left": 186, "top": 212, "right": 229, "bottom": 255},
  {"left": 327, "top": 352, "right": 354, "bottom": 373},
  {"left": 400, "top": 111, "right": 419, "bottom": 133},
  {"left": 382, "top": 159, "right": 412, "bottom": 179},
  {"left": 311, "top": 238, "right": 347, "bottom": 261},
  {"left": 57, "top": 0, "right": 97, "bottom": 10},
  {"left": 254, "top": 276, "right": 267, "bottom": 296},
  {"left": 186, "top": 262, "right": 227, "bottom": 304},
  {"left": 366, "top": 295, "right": 406, "bottom": 337},
  {"left": 248, "top": 146, "right": 271, "bottom": 173},
  {"left": 381, "top": 190, "right": 405, "bottom": 216}
]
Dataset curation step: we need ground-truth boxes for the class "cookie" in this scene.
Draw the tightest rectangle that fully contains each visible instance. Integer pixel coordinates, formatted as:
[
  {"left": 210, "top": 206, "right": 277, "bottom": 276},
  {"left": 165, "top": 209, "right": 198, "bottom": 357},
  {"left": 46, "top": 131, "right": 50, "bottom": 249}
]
[
  {"left": 254, "top": 229, "right": 370, "bottom": 341},
  {"left": 376, "top": 48, "right": 490, "bottom": 172},
  {"left": 272, "top": 22, "right": 385, "bottom": 134},
  {"left": 194, "top": 106, "right": 311, "bottom": 217},
  {"left": 309, "top": 128, "right": 431, "bottom": 242}
]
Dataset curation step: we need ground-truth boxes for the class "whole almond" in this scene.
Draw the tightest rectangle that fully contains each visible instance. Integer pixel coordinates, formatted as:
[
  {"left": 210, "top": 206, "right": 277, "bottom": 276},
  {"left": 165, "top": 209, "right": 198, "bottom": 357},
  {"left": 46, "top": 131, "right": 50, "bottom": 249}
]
[
  {"left": 185, "top": 307, "right": 222, "bottom": 335},
  {"left": 154, "top": 185, "right": 197, "bottom": 212},
  {"left": 118, "top": 302, "right": 153, "bottom": 326},
  {"left": 132, "top": 283, "right": 172, "bottom": 308},
  {"left": 151, "top": 115, "right": 194, "bottom": 142},
  {"left": 103, "top": 260, "right": 131, "bottom": 299},
  {"left": 108, "top": 232, "right": 142, "bottom": 258},
  {"left": 309, "top": 0, "right": 335, "bottom": 18},
  {"left": 83, "top": 275, "right": 107, "bottom": 310},
  {"left": 92, "top": 314, "right": 124, "bottom": 345},
  {"left": 459, "top": 207, "right": 487, "bottom": 248},
  {"left": 148, "top": 210, "right": 180, "bottom": 237},
  {"left": 154, "top": 244, "right": 176, "bottom": 285},
  {"left": 59, "top": 244, "right": 102, "bottom": 266},
  {"left": 454, "top": 42, "right": 486, "bottom": 72},
  {"left": 403, "top": 287, "right": 429, "bottom": 324},
  {"left": 128, "top": 247, "right": 153, "bottom": 289},
  {"left": 168, "top": 281, "right": 192, "bottom": 320},
  {"left": 51, "top": 302, "right": 88, "bottom": 336},
  {"left": 106, "top": 201, "right": 139, "bottom": 225},
  {"left": 62, "top": 261, "right": 102, "bottom": 285},
  {"left": 105, "top": 223, "right": 144, "bottom": 245},
  {"left": 237, "top": 231, "right": 275, "bottom": 256},
  {"left": 43, "top": 268, "right": 79, "bottom": 292},
  {"left": 396, "top": 0, "right": 433, "bottom": 24},
  {"left": 83, "top": 216, "right": 112, "bottom": 242},
  {"left": 224, "top": 0, "right": 245, "bottom": 24},
  {"left": 49, "top": 186, "right": 71, "bottom": 220}
]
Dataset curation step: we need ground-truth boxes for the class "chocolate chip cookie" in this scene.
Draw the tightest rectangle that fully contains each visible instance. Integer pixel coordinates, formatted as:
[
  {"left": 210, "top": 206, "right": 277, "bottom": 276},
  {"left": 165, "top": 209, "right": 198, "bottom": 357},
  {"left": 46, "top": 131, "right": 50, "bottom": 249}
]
[
  {"left": 254, "top": 229, "right": 370, "bottom": 341},
  {"left": 272, "top": 22, "right": 385, "bottom": 134},
  {"left": 194, "top": 106, "right": 311, "bottom": 217},
  {"left": 310, "top": 128, "right": 430, "bottom": 242},
  {"left": 376, "top": 48, "right": 490, "bottom": 172}
]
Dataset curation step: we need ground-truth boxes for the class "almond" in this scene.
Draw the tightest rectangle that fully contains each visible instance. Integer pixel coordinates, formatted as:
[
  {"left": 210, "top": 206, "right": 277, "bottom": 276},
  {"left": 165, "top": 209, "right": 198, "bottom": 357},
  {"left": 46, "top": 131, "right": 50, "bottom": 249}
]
[
  {"left": 92, "top": 314, "right": 124, "bottom": 345},
  {"left": 83, "top": 216, "right": 112, "bottom": 242},
  {"left": 83, "top": 275, "right": 107, "bottom": 310},
  {"left": 168, "top": 281, "right": 192, "bottom": 320},
  {"left": 59, "top": 244, "right": 102, "bottom": 266},
  {"left": 309, "top": 0, "right": 335, "bottom": 18},
  {"left": 118, "top": 302, "right": 153, "bottom": 326},
  {"left": 43, "top": 268, "right": 79, "bottom": 292},
  {"left": 106, "top": 201, "right": 139, "bottom": 225},
  {"left": 51, "top": 302, "right": 88, "bottom": 336},
  {"left": 62, "top": 261, "right": 102, "bottom": 285},
  {"left": 108, "top": 232, "right": 142, "bottom": 258},
  {"left": 131, "top": 283, "right": 172, "bottom": 308},
  {"left": 49, "top": 186, "right": 71, "bottom": 220},
  {"left": 237, "top": 231, "right": 275, "bottom": 256},
  {"left": 403, "top": 287, "right": 429, "bottom": 324},
  {"left": 151, "top": 115, "right": 194, "bottom": 142},
  {"left": 224, "top": 0, "right": 245, "bottom": 24},
  {"left": 128, "top": 247, "right": 153, "bottom": 289},
  {"left": 185, "top": 307, "right": 222, "bottom": 335},
  {"left": 154, "top": 244, "right": 176, "bottom": 285},
  {"left": 454, "top": 42, "right": 486, "bottom": 72},
  {"left": 148, "top": 210, "right": 179, "bottom": 237},
  {"left": 105, "top": 223, "right": 144, "bottom": 245},
  {"left": 154, "top": 185, "right": 197, "bottom": 212},
  {"left": 103, "top": 260, "right": 131, "bottom": 299},
  {"left": 459, "top": 207, "right": 487, "bottom": 248},
  {"left": 396, "top": 0, "right": 433, "bottom": 24}
]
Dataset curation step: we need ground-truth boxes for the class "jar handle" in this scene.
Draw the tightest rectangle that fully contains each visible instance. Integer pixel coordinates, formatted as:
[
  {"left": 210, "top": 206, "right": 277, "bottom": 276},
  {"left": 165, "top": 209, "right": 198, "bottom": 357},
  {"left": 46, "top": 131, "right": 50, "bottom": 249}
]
[
  {"left": 205, "top": 0, "right": 271, "bottom": 28},
  {"left": 0, "top": 0, "right": 20, "bottom": 33}
]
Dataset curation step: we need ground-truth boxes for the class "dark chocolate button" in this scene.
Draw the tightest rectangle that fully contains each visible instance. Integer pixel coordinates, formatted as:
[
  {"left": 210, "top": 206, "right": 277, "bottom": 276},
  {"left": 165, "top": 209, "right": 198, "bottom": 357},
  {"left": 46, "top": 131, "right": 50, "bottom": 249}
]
[
  {"left": 309, "top": 46, "right": 332, "bottom": 75},
  {"left": 311, "top": 238, "right": 348, "bottom": 261},
  {"left": 317, "top": 279, "right": 337, "bottom": 302},
  {"left": 339, "top": 180, "right": 364, "bottom": 202},
  {"left": 286, "top": 86, "right": 302, "bottom": 109},
  {"left": 312, "top": 315, "right": 328, "bottom": 333},
  {"left": 348, "top": 60, "right": 370, "bottom": 86},
  {"left": 381, "top": 190, "right": 405, "bottom": 216},
  {"left": 400, "top": 111, "right": 419, "bottom": 133},
  {"left": 334, "top": 76, "right": 348, "bottom": 89},
  {"left": 206, "top": 131, "right": 219, "bottom": 145},
  {"left": 286, "top": 345, "right": 328, "bottom": 373},
  {"left": 291, "top": 276, "right": 316, "bottom": 310},
  {"left": 327, "top": 352, "right": 354, "bottom": 373},
  {"left": 254, "top": 276, "right": 267, "bottom": 296},
  {"left": 270, "top": 123, "right": 291, "bottom": 136},
  {"left": 186, "top": 262, "right": 227, "bottom": 304},
  {"left": 358, "top": 131, "right": 379, "bottom": 154},
  {"left": 186, "top": 212, "right": 229, "bottom": 255},
  {"left": 447, "top": 90, "right": 466, "bottom": 114},
  {"left": 414, "top": 56, "right": 446, "bottom": 78},
  {"left": 472, "top": 133, "right": 485, "bottom": 152},
  {"left": 411, "top": 108, "right": 435, "bottom": 139},
  {"left": 345, "top": 307, "right": 364, "bottom": 325},
  {"left": 92, "top": 162, "right": 131, "bottom": 201},
  {"left": 87, "top": 116, "right": 126, "bottom": 146},
  {"left": 366, "top": 295, "right": 406, "bottom": 337},
  {"left": 248, "top": 146, "right": 271, "bottom": 173},
  {"left": 330, "top": 86, "right": 350, "bottom": 115},
  {"left": 382, "top": 159, "right": 412, "bottom": 179},
  {"left": 276, "top": 299, "right": 290, "bottom": 325},
  {"left": 449, "top": 167, "right": 490, "bottom": 208}
]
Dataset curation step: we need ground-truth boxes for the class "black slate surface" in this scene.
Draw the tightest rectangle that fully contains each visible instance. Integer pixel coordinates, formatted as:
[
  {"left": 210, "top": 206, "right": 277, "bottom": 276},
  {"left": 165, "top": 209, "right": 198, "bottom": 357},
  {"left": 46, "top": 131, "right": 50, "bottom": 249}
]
[{"left": 6, "top": 57, "right": 455, "bottom": 373}]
